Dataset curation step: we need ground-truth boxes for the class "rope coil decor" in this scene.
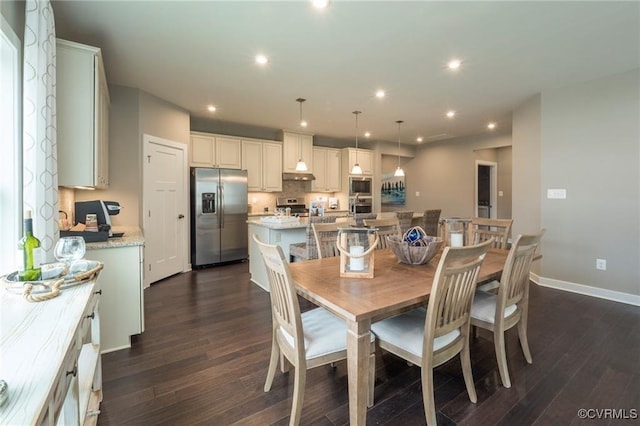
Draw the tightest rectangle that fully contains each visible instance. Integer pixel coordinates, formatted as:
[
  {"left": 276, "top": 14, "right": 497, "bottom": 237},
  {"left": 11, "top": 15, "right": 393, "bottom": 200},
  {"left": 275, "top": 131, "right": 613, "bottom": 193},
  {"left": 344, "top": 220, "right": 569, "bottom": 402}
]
[
  {"left": 3, "top": 262, "right": 104, "bottom": 303},
  {"left": 335, "top": 233, "right": 380, "bottom": 258}
]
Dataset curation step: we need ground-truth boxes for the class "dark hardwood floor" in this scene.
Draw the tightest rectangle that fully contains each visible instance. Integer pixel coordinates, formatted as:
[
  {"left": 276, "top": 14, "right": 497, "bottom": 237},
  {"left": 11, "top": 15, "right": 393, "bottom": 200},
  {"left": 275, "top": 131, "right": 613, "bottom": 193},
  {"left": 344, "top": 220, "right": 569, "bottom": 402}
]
[{"left": 97, "top": 262, "right": 639, "bottom": 425}]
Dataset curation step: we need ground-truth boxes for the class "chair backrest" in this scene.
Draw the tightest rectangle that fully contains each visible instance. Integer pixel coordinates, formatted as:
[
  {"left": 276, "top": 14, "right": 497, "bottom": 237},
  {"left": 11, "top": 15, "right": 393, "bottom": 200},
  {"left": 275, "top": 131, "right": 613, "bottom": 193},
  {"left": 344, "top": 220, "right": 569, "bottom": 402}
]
[
  {"left": 305, "top": 216, "right": 337, "bottom": 259},
  {"left": 496, "top": 229, "right": 545, "bottom": 318},
  {"left": 252, "top": 234, "right": 304, "bottom": 358},
  {"left": 363, "top": 218, "right": 401, "bottom": 249},
  {"left": 468, "top": 217, "right": 513, "bottom": 249},
  {"left": 422, "top": 209, "right": 441, "bottom": 237},
  {"left": 423, "top": 239, "right": 494, "bottom": 358},
  {"left": 312, "top": 222, "right": 343, "bottom": 259},
  {"left": 352, "top": 212, "right": 377, "bottom": 227},
  {"left": 395, "top": 211, "right": 414, "bottom": 235}
]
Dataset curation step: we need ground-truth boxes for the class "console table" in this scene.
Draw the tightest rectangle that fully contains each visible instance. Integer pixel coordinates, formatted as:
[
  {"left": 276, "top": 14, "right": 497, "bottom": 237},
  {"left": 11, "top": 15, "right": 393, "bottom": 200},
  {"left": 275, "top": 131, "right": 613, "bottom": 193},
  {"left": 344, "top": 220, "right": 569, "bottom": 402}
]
[{"left": 0, "top": 274, "right": 102, "bottom": 425}]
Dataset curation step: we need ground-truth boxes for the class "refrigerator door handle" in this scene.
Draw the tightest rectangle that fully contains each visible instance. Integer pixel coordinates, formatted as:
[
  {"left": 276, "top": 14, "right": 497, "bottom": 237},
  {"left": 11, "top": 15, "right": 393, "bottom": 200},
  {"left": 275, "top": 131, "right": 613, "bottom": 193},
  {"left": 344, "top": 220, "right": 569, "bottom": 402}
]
[{"left": 219, "top": 183, "right": 225, "bottom": 228}]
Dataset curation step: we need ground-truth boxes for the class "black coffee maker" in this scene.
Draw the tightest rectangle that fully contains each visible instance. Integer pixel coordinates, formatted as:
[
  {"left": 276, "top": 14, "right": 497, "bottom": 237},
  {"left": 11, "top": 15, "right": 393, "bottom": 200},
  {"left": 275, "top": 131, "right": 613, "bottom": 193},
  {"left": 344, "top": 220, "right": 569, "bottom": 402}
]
[{"left": 74, "top": 200, "right": 123, "bottom": 237}]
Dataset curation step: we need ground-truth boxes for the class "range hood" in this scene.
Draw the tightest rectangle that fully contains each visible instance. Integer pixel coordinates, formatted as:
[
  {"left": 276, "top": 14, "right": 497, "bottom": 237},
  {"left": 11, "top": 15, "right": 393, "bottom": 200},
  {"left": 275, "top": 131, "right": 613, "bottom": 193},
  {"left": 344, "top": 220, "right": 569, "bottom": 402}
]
[{"left": 282, "top": 172, "right": 316, "bottom": 181}]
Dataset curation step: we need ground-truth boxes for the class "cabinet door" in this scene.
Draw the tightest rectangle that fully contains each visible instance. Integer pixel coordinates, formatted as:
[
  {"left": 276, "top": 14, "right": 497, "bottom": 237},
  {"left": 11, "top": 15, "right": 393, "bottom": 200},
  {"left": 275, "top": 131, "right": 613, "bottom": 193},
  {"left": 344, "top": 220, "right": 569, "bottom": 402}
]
[
  {"left": 215, "top": 137, "right": 242, "bottom": 169},
  {"left": 282, "top": 132, "right": 313, "bottom": 173},
  {"left": 326, "top": 148, "right": 342, "bottom": 191},
  {"left": 311, "top": 148, "right": 327, "bottom": 191},
  {"left": 350, "top": 148, "right": 373, "bottom": 175},
  {"left": 242, "top": 140, "right": 263, "bottom": 191},
  {"left": 190, "top": 134, "right": 215, "bottom": 167},
  {"left": 96, "top": 61, "right": 110, "bottom": 188},
  {"left": 262, "top": 142, "right": 283, "bottom": 192}
]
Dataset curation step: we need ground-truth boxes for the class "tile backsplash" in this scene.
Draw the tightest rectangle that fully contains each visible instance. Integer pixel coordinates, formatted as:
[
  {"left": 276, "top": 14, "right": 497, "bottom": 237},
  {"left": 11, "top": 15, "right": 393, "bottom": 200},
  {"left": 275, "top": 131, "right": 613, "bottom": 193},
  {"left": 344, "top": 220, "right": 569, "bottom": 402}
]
[{"left": 248, "top": 180, "right": 340, "bottom": 212}]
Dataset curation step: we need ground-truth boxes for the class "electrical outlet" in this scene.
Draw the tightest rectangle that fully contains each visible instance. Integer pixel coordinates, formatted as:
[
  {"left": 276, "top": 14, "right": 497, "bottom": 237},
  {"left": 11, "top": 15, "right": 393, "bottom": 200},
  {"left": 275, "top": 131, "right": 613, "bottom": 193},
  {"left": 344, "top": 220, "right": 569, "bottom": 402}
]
[
  {"left": 415, "top": 191, "right": 420, "bottom": 197},
  {"left": 596, "top": 259, "right": 607, "bottom": 271}
]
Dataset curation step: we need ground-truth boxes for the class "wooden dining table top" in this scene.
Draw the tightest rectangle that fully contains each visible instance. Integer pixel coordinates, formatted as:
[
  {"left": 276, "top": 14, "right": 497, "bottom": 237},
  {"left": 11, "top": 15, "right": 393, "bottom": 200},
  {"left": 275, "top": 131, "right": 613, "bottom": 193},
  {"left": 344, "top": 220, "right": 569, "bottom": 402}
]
[{"left": 288, "top": 247, "right": 509, "bottom": 323}]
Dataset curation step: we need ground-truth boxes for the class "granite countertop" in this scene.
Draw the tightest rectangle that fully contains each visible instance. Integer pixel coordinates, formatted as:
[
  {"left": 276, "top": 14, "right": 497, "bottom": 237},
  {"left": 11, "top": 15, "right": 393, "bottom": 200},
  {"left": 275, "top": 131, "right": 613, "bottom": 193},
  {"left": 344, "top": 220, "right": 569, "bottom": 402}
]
[
  {"left": 85, "top": 226, "right": 145, "bottom": 249},
  {"left": 247, "top": 218, "right": 308, "bottom": 230}
]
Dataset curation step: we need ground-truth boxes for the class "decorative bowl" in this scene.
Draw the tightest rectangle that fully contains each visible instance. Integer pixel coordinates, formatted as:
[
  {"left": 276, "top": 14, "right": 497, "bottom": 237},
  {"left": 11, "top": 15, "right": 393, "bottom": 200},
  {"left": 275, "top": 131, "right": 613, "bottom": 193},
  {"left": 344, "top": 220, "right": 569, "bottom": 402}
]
[{"left": 387, "top": 235, "right": 443, "bottom": 265}]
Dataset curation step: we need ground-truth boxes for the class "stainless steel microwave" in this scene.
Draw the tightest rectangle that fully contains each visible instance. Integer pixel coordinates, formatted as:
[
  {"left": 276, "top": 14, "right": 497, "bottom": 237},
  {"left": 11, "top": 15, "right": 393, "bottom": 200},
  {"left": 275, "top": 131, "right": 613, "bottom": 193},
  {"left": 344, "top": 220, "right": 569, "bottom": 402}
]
[{"left": 349, "top": 176, "right": 373, "bottom": 196}]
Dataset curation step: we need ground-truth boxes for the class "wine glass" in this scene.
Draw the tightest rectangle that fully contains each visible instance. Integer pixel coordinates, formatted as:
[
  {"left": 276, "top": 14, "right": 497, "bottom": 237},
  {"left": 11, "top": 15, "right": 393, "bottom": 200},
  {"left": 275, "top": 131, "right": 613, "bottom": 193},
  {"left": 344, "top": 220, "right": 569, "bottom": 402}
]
[{"left": 54, "top": 237, "right": 86, "bottom": 270}]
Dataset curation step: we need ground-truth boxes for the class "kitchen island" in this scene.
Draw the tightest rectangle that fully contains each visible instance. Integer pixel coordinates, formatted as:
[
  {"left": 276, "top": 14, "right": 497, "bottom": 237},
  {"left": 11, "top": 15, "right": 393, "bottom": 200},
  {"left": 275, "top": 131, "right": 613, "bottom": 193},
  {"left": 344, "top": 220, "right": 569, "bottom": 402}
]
[
  {"left": 248, "top": 217, "right": 309, "bottom": 291},
  {"left": 86, "top": 226, "right": 145, "bottom": 352}
]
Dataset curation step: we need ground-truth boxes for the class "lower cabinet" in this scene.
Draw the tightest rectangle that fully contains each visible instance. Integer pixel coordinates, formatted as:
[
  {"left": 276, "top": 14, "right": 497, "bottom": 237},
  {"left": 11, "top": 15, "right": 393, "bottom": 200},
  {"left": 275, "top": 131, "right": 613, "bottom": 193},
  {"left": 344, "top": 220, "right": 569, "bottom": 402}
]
[{"left": 88, "top": 245, "right": 144, "bottom": 352}]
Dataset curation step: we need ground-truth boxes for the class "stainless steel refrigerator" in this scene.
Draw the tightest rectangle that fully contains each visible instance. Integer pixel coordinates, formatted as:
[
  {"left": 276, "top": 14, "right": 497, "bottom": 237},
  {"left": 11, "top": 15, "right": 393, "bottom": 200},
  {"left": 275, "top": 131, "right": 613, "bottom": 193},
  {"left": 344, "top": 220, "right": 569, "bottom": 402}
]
[{"left": 190, "top": 167, "right": 248, "bottom": 267}]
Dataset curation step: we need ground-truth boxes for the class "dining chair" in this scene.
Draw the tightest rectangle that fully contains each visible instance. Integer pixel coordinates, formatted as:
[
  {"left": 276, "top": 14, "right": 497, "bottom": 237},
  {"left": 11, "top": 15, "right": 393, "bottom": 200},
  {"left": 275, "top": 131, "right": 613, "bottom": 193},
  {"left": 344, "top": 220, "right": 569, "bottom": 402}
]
[
  {"left": 289, "top": 216, "right": 336, "bottom": 261},
  {"left": 371, "top": 239, "right": 494, "bottom": 425},
  {"left": 468, "top": 217, "right": 513, "bottom": 249},
  {"left": 395, "top": 211, "right": 414, "bottom": 235},
  {"left": 470, "top": 229, "right": 545, "bottom": 388},
  {"left": 422, "top": 209, "right": 441, "bottom": 237},
  {"left": 311, "top": 222, "right": 342, "bottom": 259},
  {"left": 352, "top": 212, "right": 377, "bottom": 227},
  {"left": 252, "top": 235, "right": 376, "bottom": 425},
  {"left": 363, "top": 217, "right": 401, "bottom": 249}
]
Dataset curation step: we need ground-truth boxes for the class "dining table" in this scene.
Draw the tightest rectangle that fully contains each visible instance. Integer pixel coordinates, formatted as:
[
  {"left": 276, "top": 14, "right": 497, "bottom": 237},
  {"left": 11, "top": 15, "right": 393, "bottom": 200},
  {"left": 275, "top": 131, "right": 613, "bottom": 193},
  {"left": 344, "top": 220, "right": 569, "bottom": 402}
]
[{"left": 287, "top": 246, "right": 510, "bottom": 426}]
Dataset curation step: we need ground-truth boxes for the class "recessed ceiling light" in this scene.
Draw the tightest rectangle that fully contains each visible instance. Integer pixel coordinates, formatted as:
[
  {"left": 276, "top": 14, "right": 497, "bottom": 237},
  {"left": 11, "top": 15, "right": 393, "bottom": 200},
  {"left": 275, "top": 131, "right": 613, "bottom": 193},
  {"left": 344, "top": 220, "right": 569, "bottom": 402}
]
[
  {"left": 300, "top": 120, "right": 308, "bottom": 128},
  {"left": 446, "top": 110, "right": 456, "bottom": 118},
  {"left": 364, "top": 132, "right": 371, "bottom": 138},
  {"left": 416, "top": 137, "right": 423, "bottom": 143},
  {"left": 311, "top": 0, "right": 330, "bottom": 10},
  {"left": 207, "top": 105, "right": 217, "bottom": 113},
  {"left": 255, "top": 54, "right": 268, "bottom": 65},
  {"left": 375, "top": 90, "right": 386, "bottom": 99},
  {"left": 487, "top": 122, "right": 497, "bottom": 130},
  {"left": 447, "top": 59, "right": 462, "bottom": 70}
]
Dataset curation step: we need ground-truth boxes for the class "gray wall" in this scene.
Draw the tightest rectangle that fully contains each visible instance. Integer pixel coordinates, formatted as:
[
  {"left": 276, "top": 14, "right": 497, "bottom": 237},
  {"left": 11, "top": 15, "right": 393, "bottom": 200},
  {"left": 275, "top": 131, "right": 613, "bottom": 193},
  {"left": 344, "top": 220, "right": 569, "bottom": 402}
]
[
  {"left": 405, "top": 133, "right": 512, "bottom": 218},
  {"left": 1, "top": 0, "right": 24, "bottom": 38},
  {"left": 539, "top": 69, "right": 639, "bottom": 295},
  {"left": 76, "top": 85, "right": 190, "bottom": 227}
]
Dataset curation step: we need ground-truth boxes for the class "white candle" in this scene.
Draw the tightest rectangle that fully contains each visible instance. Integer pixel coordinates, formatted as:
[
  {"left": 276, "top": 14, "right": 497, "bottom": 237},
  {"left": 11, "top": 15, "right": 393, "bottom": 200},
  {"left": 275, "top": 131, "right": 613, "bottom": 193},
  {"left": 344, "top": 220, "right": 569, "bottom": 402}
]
[
  {"left": 350, "top": 245, "right": 365, "bottom": 271},
  {"left": 450, "top": 232, "right": 464, "bottom": 247}
]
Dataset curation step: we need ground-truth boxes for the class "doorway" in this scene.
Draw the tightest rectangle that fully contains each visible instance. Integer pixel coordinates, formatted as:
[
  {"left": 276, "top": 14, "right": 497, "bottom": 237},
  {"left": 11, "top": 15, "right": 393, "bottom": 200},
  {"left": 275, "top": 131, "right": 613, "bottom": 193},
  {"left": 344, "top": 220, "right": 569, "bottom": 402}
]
[
  {"left": 475, "top": 160, "right": 497, "bottom": 218},
  {"left": 143, "top": 134, "right": 188, "bottom": 286}
]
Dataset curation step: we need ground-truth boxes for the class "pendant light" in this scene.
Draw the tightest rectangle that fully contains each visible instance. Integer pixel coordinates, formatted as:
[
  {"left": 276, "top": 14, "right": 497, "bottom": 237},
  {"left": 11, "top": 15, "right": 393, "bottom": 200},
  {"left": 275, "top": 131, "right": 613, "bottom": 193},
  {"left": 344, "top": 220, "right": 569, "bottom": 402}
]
[
  {"left": 295, "top": 98, "right": 308, "bottom": 172},
  {"left": 351, "top": 111, "right": 363, "bottom": 175},
  {"left": 394, "top": 120, "right": 405, "bottom": 177}
]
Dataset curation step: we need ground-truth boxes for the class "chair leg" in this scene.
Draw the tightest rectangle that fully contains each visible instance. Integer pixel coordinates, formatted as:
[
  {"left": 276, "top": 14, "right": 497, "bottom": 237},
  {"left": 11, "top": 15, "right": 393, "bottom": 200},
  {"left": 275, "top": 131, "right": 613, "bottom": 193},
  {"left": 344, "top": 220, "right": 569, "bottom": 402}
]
[
  {"left": 289, "top": 363, "right": 306, "bottom": 426},
  {"left": 494, "top": 330, "right": 512, "bottom": 388},
  {"left": 280, "top": 352, "right": 291, "bottom": 373},
  {"left": 368, "top": 352, "right": 375, "bottom": 408},
  {"left": 460, "top": 341, "right": 477, "bottom": 403},
  {"left": 517, "top": 319, "right": 533, "bottom": 364},
  {"left": 421, "top": 367, "right": 437, "bottom": 426},
  {"left": 264, "top": 341, "right": 280, "bottom": 392}
]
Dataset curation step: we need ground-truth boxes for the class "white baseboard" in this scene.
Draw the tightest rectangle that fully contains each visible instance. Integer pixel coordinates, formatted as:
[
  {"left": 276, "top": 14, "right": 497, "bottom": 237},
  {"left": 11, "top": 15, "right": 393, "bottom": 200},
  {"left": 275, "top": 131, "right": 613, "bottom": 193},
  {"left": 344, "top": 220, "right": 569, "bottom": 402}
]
[{"left": 530, "top": 272, "right": 640, "bottom": 306}]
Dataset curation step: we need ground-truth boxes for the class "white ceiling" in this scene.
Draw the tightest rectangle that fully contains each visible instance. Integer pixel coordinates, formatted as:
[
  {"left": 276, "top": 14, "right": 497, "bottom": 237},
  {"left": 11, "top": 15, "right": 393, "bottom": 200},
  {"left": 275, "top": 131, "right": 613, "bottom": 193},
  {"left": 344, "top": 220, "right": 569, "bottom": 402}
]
[{"left": 51, "top": 1, "right": 639, "bottom": 145}]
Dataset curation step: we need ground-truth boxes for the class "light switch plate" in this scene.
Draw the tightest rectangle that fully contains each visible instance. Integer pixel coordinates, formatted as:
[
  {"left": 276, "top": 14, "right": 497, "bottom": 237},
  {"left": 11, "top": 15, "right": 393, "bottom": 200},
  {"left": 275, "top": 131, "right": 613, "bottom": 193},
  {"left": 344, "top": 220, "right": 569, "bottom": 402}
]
[
  {"left": 547, "top": 188, "right": 567, "bottom": 199},
  {"left": 415, "top": 191, "right": 420, "bottom": 197}
]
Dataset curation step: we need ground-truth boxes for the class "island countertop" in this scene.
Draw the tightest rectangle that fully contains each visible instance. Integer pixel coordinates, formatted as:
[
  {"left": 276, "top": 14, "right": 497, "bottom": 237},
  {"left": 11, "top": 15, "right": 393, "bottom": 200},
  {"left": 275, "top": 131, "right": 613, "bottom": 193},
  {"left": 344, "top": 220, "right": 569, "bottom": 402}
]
[{"left": 247, "top": 218, "right": 309, "bottom": 230}]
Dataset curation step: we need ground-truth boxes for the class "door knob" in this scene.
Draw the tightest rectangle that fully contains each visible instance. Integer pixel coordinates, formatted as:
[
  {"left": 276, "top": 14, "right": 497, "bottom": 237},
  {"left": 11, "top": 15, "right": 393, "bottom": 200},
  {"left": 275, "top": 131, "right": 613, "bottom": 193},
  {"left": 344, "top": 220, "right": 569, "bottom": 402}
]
[{"left": 178, "top": 214, "right": 185, "bottom": 219}]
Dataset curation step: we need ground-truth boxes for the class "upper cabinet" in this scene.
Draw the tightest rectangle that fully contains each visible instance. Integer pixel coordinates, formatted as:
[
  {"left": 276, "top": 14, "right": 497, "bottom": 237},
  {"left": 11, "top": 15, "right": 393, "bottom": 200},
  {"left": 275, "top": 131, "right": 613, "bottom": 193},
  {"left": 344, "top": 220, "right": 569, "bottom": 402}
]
[
  {"left": 190, "top": 132, "right": 242, "bottom": 169},
  {"left": 282, "top": 131, "right": 313, "bottom": 173},
  {"left": 57, "top": 39, "right": 110, "bottom": 189},
  {"left": 242, "top": 140, "right": 282, "bottom": 192},
  {"left": 312, "top": 147, "right": 342, "bottom": 192},
  {"left": 343, "top": 147, "right": 373, "bottom": 175}
]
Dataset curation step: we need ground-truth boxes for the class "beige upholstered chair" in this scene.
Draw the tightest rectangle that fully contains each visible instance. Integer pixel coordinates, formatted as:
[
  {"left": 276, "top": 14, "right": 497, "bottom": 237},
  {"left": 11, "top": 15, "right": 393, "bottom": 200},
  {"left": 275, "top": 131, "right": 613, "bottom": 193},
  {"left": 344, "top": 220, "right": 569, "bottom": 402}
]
[
  {"left": 422, "top": 209, "right": 441, "bottom": 237},
  {"left": 253, "top": 235, "right": 375, "bottom": 425},
  {"left": 371, "top": 239, "right": 493, "bottom": 425},
  {"left": 468, "top": 217, "right": 513, "bottom": 249},
  {"left": 471, "top": 229, "right": 545, "bottom": 388},
  {"left": 311, "top": 222, "right": 342, "bottom": 259},
  {"left": 363, "top": 217, "right": 401, "bottom": 249},
  {"left": 289, "top": 216, "right": 336, "bottom": 261},
  {"left": 395, "top": 211, "right": 414, "bottom": 235}
]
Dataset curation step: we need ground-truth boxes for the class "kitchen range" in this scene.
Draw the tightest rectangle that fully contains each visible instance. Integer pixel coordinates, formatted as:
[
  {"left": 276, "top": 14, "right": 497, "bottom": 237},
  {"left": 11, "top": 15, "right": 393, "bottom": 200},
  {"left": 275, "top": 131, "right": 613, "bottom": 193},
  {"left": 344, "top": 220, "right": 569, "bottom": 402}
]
[{"left": 275, "top": 197, "right": 309, "bottom": 217}]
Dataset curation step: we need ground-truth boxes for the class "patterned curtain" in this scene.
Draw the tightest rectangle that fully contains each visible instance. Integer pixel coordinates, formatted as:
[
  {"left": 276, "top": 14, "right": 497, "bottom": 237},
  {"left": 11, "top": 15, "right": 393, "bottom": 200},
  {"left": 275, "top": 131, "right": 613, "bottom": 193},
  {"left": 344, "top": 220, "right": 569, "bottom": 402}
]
[{"left": 23, "top": 0, "right": 58, "bottom": 262}]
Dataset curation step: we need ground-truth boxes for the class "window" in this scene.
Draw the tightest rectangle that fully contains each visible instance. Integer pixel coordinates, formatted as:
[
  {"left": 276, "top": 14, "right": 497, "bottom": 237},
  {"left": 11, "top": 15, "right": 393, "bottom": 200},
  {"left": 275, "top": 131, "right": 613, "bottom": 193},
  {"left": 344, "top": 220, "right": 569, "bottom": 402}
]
[{"left": 0, "top": 16, "right": 22, "bottom": 275}]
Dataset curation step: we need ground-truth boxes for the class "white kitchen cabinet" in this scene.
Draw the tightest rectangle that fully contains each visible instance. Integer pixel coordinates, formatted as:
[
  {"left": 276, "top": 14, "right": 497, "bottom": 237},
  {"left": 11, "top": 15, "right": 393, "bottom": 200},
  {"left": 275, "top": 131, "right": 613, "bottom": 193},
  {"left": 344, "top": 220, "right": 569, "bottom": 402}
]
[
  {"left": 282, "top": 131, "right": 313, "bottom": 173},
  {"left": 312, "top": 147, "right": 342, "bottom": 192},
  {"left": 242, "top": 139, "right": 283, "bottom": 192},
  {"left": 343, "top": 147, "right": 373, "bottom": 175},
  {"left": 190, "top": 132, "right": 242, "bottom": 169},
  {"left": 57, "top": 39, "right": 110, "bottom": 189},
  {"left": 87, "top": 242, "right": 144, "bottom": 353}
]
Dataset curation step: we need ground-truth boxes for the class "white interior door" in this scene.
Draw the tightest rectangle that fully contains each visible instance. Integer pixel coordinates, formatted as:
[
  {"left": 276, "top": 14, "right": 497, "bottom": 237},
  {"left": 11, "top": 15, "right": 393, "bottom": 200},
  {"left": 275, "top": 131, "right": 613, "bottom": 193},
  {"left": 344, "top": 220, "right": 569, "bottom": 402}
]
[{"left": 143, "top": 134, "right": 187, "bottom": 286}]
